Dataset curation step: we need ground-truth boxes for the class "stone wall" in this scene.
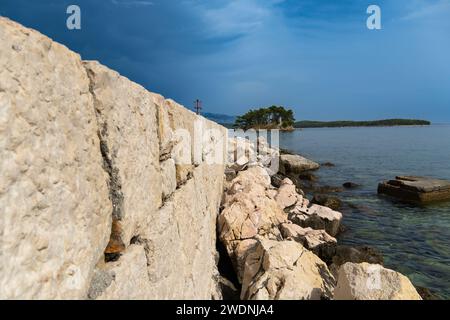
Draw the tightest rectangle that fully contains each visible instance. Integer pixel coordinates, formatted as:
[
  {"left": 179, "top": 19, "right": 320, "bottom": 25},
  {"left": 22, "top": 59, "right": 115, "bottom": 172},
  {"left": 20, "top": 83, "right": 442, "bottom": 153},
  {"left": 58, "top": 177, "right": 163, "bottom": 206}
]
[{"left": 0, "top": 17, "right": 227, "bottom": 299}]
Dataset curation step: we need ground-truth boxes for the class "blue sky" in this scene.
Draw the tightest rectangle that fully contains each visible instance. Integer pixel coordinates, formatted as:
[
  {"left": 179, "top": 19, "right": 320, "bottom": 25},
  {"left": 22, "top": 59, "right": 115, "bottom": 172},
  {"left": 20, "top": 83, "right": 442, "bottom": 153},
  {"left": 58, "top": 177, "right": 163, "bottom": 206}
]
[{"left": 1, "top": 0, "right": 449, "bottom": 121}]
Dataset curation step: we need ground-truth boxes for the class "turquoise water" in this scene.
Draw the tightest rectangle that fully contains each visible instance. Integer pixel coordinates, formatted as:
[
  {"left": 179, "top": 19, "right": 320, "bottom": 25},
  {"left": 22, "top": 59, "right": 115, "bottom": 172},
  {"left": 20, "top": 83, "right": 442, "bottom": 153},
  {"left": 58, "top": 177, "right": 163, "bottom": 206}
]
[{"left": 280, "top": 125, "right": 450, "bottom": 299}]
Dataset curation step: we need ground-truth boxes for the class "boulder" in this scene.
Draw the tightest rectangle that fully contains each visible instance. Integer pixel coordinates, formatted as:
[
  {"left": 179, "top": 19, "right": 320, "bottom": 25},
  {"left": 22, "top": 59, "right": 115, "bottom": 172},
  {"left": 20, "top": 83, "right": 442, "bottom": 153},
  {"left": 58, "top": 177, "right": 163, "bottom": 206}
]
[
  {"left": 378, "top": 176, "right": 450, "bottom": 203},
  {"left": 275, "top": 178, "right": 299, "bottom": 209},
  {"left": 334, "top": 262, "right": 422, "bottom": 300},
  {"left": 0, "top": 18, "right": 113, "bottom": 299},
  {"left": 311, "top": 194, "right": 342, "bottom": 210},
  {"left": 321, "top": 162, "right": 335, "bottom": 167},
  {"left": 218, "top": 167, "right": 287, "bottom": 257},
  {"left": 288, "top": 203, "right": 343, "bottom": 237},
  {"left": 241, "top": 238, "right": 336, "bottom": 300},
  {"left": 279, "top": 154, "right": 320, "bottom": 174},
  {"left": 298, "top": 172, "right": 318, "bottom": 182},
  {"left": 415, "top": 286, "right": 441, "bottom": 300},
  {"left": 343, "top": 182, "right": 360, "bottom": 189},
  {"left": 280, "top": 223, "right": 337, "bottom": 263},
  {"left": 270, "top": 174, "right": 285, "bottom": 188}
]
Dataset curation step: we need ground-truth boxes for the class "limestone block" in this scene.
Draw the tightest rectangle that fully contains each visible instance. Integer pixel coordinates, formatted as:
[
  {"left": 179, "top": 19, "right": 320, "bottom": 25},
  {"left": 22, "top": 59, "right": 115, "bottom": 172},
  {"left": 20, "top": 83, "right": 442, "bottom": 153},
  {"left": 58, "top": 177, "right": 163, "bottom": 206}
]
[
  {"left": 83, "top": 61, "right": 162, "bottom": 248},
  {"left": 241, "top": 238, "right": 335, "bottom": 300},
  {"left": 161, "top": 158, "right": 176, "bottom": 199},
  {"left": 0, "top": 17, "right": 111, "bottom": 299},
  {"left": 91, "top": 245, "right": 151, "bottom": 300},
  {"left": 334, "top": 263, "right": 422, "bottom": 300},
  {"left": 150, "top": 93, "right": 174, "bottom": 160}
]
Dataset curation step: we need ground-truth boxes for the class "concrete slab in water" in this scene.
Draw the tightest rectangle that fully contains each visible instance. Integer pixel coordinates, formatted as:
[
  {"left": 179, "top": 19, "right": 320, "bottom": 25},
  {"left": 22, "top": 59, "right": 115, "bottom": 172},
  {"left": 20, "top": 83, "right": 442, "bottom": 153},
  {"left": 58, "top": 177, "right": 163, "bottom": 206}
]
[{"left": 378, "top": 176, "right": 450, "bottom": 203}]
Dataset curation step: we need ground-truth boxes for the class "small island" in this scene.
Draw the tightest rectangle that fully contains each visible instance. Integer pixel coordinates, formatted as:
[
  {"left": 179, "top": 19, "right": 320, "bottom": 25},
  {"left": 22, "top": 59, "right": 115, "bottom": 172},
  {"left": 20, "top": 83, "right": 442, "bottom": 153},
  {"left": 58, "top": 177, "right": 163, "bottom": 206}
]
[
  {"left": 294, "top": 119, "right": 431, "bottom": 128},
  {"left": 233, "top": 106, "right": 295, "bottom": 131}
]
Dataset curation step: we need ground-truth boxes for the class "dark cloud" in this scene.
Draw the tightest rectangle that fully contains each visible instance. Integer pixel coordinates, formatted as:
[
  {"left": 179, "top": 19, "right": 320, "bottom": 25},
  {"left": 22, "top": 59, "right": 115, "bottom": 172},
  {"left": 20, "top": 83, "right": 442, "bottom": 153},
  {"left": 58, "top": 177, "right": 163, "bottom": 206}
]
[{"left": 1, "top": 0, "right": 449, "bottom": 121}]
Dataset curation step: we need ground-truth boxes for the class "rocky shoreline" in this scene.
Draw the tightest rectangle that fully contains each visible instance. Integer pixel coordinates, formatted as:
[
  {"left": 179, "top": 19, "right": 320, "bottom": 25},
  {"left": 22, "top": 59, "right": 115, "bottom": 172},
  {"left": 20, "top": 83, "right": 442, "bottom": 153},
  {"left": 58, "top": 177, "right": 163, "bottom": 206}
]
[{"left": 218, "top": 136, "right": 423, "bottom": 300}]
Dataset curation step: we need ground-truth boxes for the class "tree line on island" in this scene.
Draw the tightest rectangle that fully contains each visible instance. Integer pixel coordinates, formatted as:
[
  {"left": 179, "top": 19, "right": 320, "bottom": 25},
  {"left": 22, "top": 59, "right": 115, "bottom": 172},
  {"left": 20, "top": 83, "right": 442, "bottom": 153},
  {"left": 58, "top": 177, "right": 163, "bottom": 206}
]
[
  {"left": 233, "top": 106, "right": 295, "bottom": 131},
  {"left": 294, "top": 119, "right": 431, "bottom": 128},
  {"left": 208, "top": 106, "right": 431, "bottom": 129}
]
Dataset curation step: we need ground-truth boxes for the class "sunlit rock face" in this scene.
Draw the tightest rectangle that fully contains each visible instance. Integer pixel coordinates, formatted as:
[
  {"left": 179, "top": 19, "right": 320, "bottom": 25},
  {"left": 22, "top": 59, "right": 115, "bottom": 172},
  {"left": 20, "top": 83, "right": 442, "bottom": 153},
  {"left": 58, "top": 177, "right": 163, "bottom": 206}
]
[{"left": 0, "top": 17, "right": 227, "bottom": 300}]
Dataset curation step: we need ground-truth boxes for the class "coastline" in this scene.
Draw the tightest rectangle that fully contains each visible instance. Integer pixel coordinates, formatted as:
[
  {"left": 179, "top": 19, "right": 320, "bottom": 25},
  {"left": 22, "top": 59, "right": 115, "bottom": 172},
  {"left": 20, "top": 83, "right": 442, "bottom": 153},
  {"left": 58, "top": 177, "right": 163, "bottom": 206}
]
[
  {"left": 219, "top": 136, "right": 426, "bottom": 300},
  {"left": 278, "top": 126, "right": 450, "bottom": 299}
]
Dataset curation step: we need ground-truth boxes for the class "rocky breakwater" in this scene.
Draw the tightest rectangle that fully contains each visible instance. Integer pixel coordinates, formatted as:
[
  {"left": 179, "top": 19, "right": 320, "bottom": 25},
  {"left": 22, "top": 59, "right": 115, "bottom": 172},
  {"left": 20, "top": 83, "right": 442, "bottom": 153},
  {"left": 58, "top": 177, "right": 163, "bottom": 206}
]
[
  {"left": 219, "top": 136, "right": 422, "bottom": 300},
  {"left": 0, "top": 17, "right": 227, "bottom": 299}
]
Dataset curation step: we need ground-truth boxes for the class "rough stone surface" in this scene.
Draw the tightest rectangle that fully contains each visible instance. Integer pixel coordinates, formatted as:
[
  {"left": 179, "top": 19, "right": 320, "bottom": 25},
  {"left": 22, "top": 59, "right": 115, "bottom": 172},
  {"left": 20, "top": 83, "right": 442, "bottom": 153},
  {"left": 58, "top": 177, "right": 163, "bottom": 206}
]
[
  {"left": 279, "top": 154, "right": 320, "bottom": 174},
  {"left": 275, "top": 178, "right": 299, "bottom": 209},
  {"left": 151, "top": 93, "right": 174, "bottom": 160},
  {"left": 280, "top": 223, "right": 337, "bottom": 263},
  {"left": 241, "top": 238, "right": 336, "bottom": 300},
  {"left": 288, "top": 203, "right": 342, "bottom": 237},
  {"left": 0, "top": 18, "right": 227, "bottom": 300},
  {"left": 84, "top": 60, "right": 162, "bottom": 251},
  {"left": 378, "top": 176, "right": 450, "bottom": 203},
  {"left": 0, "top": 17, "right": 112, "bottom": 299},
  {"left": 91, "top": 245, "right": 151, "bottom": 300},
  {"left": 137, "top": 163, "right": 225, "bottom": 299},
  {"left": 219, "top": 167, "right": 286, "bottom": 256},
  {"left": 161, "top": 158, "right": 177, "bottom": 199},
  {"left": 334, "top": 263, "right": 422, "bottom": 300}
]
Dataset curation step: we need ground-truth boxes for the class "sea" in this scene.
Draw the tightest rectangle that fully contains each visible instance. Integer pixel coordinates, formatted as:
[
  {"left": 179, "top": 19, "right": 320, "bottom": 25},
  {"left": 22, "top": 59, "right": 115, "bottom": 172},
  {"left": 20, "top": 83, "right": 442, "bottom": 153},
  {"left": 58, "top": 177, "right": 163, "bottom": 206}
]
[{"left": 280, "top": 125, "right": 450, "bottom": 299}]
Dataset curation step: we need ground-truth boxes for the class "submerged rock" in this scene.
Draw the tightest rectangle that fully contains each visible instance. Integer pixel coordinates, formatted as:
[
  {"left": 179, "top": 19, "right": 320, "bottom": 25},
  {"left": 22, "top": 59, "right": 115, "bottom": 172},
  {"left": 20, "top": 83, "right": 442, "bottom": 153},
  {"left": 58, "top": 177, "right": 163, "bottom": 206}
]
[
  {"left": 415, "top": 286, "right": 441, "bottom": 300},
  {"left": 241, "top": 238, "right": 336, "bottom": 300},
  {"left": 334, "top": 262, "right": 422, "bottom": 300},
  {"left": 328, "top": 245, "right": 384, "bottom": 277},
  {"left": 298, "top": 171, "right": 318, "bottom": 181},
  {"left": 311, "top": 194, "right": 342, "bottom": 210},
  {"left": 343, "top": 182, "right": 360, "bottom": 189},
  {"left": 321, "top": 162, "right": 336, "bottom": 167}
]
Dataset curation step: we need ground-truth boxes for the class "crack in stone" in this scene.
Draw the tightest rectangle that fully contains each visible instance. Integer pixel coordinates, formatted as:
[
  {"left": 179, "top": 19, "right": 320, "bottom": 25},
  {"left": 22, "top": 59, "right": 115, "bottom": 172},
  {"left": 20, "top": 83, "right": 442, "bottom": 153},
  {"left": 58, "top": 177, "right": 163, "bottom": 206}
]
[{"left": 85, "top": 65, "right": 126, "bottom": 263}]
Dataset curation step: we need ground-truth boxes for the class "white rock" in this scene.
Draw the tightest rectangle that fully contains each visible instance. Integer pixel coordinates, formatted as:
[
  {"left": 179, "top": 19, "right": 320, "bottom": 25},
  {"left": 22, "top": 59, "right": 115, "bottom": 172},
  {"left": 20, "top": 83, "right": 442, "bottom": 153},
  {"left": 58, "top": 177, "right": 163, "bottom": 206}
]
[
  {"left": 280, "top": 154, "right": 320, "bottom": 174},
  {"left": 289, "top": 203, "right": 343, "bottom": 237},
  {"left": 0, "top": 17, "right": 112, "bottom": 299},
  {"left": 0, "top": 17, "right": 228, "bottom": 300},
  {"left": 280, "top": 223, "right": 337, "bottom": 262},
  {"left": 90, "top": 245, "right": 151, "bottom": 300},
  {"left": 275, "top": 178, "right": 298, "bottom": 209},
  {"left": 334, "top": 262, "right": 422, "bottom": 300},
  {"left": 241, "top": 238, "right": 335, "bottom": 300},
  {"left": 84, "top": 61, "right": 163, "bottom": 249},
  {"left": 160, "top": 158, "right": 177, "bottom": 199}
]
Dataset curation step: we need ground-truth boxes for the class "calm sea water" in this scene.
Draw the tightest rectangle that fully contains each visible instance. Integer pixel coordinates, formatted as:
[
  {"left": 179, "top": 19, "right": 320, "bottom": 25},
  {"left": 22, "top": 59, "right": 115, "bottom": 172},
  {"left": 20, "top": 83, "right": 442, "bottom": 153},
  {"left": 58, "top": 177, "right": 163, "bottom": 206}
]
[{"left": 280, "top": 125, "right": 450, "bottom": 299}]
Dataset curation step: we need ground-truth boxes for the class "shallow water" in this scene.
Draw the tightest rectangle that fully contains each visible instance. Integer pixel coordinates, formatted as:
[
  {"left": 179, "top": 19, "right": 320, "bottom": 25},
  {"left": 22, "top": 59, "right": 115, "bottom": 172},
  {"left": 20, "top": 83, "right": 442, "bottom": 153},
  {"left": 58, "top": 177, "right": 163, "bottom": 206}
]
[{"left": 280, "top": 125, "right": 450, "bottom": 299}]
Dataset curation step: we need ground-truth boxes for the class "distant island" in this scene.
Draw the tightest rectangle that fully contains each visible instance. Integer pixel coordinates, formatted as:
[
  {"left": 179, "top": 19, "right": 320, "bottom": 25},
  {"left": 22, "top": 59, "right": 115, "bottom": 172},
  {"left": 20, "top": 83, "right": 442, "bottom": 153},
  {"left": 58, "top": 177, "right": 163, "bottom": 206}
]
[
  {"left": 202, "top": 112, "right": 236, "bottom": 124},
  {"left": 233, "top": 106, "right": 295, "bottom": 131},
  {"left": 294, "top": 119, "right": 431, "bottom": 128}
]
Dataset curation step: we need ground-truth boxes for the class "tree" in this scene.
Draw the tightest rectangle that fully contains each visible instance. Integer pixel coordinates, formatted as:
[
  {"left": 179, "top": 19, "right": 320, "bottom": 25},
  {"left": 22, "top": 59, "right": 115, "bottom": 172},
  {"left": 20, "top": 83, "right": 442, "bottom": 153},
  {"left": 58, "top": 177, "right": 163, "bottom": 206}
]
[{"left": 234, "top": 106, "right": 295, "bottom": 130}]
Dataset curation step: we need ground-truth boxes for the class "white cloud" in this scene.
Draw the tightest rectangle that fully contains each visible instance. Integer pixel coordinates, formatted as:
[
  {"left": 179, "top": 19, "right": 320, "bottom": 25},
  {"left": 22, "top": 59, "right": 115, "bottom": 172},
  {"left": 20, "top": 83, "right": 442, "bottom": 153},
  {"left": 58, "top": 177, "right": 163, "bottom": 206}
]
[{"left": 191, "top": 0, "right": 285, "bottom": 37}]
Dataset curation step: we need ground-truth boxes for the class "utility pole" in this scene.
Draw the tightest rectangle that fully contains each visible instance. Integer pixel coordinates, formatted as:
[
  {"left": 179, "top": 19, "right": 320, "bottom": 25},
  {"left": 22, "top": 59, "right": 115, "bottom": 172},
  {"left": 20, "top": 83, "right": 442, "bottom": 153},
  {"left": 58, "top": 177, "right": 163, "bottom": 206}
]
[{"left": 194, "top": 99, "right": 202, "bottom": 115}]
